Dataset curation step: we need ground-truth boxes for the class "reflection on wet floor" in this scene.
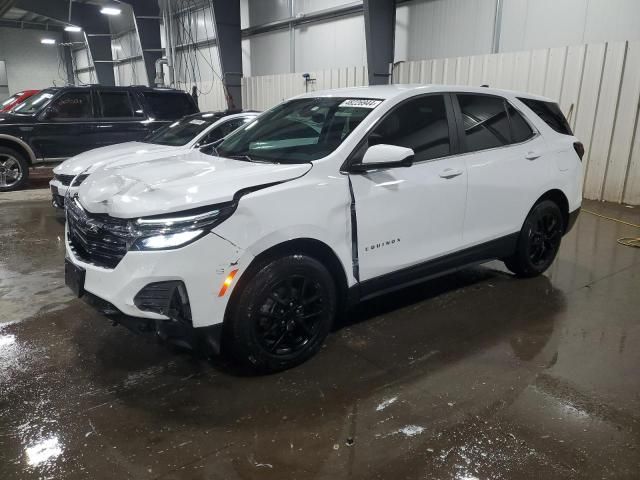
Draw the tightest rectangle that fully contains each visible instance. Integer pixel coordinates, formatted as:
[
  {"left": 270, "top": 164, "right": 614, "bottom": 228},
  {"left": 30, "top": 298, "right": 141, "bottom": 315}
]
[{"left": 0, "top": 193, "right": 639, "bottom": 479}]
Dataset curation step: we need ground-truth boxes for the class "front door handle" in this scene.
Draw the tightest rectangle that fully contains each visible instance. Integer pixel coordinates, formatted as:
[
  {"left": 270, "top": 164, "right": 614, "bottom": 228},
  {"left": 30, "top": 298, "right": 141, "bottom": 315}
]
[
  {"left": 439, "top": 168, "right": 463, "bottom": 179},
  {"left": 525, "top": 151, "right": 541, "bottom": 160}
]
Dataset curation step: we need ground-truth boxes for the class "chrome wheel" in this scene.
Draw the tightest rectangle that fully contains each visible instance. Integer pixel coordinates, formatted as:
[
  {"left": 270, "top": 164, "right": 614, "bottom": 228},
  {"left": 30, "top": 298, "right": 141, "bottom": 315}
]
[{"left": 0, "top": 154, "right": 23, "bottom": 188}]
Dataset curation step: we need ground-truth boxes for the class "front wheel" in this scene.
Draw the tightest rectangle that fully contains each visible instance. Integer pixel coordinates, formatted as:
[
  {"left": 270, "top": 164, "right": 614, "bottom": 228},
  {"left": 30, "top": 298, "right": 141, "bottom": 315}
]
[
  {"left": 504, "top": 200, "right": 564, "bottom": 278},
  {"left": 225, "top": 255, "right": 337, "bottom": 373},
  {"left": 0, "top": 147, "right": 29, "bottom": 192}
]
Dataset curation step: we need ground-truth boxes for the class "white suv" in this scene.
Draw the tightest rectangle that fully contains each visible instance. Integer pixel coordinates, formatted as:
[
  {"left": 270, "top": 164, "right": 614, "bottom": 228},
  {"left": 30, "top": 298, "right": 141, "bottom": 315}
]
[{"left": 64, "top": 85, "right": 583, "bottom": 372}]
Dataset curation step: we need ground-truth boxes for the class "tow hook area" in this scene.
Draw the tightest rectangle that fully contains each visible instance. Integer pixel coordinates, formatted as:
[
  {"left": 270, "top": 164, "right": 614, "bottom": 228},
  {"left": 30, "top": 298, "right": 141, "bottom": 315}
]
[{"left": 83, "top": 291, "right": 224, "bottom": 357}]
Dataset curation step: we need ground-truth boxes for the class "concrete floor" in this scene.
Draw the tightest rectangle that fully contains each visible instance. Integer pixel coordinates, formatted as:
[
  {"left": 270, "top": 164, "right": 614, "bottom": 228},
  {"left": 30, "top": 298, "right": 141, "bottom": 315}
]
[{"left": 1, "top": 191, "right": 639, "bottom": 480}]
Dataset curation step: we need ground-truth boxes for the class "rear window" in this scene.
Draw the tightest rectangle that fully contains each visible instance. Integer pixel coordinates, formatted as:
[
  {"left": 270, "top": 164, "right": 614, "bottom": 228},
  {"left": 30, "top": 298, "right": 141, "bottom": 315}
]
[
  {"left": 518, "top": 98, "right": 572, "bottom": 135},
  {"left": 142, "top": 92, "right": 197, "bottom": 120}
]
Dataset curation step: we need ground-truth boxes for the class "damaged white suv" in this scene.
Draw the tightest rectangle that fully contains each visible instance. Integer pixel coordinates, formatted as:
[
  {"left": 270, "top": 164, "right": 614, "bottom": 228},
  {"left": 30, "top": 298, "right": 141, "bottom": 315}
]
[{"left": 65, "top": 85, "right": 583, "bottom": 372}]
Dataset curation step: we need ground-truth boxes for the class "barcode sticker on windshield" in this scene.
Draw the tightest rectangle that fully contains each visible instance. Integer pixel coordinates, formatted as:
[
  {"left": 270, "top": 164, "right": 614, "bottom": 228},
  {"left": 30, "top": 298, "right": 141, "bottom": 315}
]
[
  {"left": 189, "top": 119, "right": 206, "bottom": 125},
  {"left": 339, "top": 99, "right": 382, "bottom": 109}
]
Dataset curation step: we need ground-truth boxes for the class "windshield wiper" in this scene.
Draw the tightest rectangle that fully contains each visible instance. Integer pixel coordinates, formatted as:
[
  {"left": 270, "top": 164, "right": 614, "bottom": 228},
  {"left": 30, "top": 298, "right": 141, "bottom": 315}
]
[{"left": 226, "top": 154, "right": 275, "bottom": 164}]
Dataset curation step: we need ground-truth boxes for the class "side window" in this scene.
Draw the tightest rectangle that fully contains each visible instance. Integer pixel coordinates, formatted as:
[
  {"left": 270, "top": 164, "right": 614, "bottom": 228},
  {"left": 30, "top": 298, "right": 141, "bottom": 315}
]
[
  {"left": 47, "top": 91, "right": 92, "bottom": 120},
  {"left": 99, "top": 91, "right": 134, "bottom": 118},
  {"left": 369, "top": 95, "right": 451, "bottom": 162},
  {"left": 457, "top": 94, "right": 511, "bottom": 152},
  {"left": 218, "top": 117, "right": 251, "bottom": 137},
  {"left": 142, "top": 92, "right": 197, "bottom": 120},
  {"left": 507, "top": 104, "right": 535, "bottom": 143},
  {"left": 517, "top": 97, "right": 573, "bottom": 135}
]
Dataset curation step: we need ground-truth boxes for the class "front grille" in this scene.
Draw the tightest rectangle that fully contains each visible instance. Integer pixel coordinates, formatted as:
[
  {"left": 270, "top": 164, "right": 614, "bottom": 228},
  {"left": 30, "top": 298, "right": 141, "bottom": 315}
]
[
  {"left": 66, "top": 198, "right": 132, "bottom": 269},
  {"left": 55, "top": 173, "right": 89, "bottom": 186}
]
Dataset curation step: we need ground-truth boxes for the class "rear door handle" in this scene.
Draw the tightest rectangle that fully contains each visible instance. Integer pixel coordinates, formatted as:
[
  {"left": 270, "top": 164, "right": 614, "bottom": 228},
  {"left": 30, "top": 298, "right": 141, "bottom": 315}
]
[
  {"left": 439, "top": 168, "right": 463, "bottom": 179},
  {"left": 525, "top": 151, "right": 541, "bottom": 160}
]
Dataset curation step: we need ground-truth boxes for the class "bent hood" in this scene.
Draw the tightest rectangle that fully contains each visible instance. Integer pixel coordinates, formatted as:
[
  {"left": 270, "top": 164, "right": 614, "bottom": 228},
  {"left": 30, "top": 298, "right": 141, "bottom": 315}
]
[
  {"left": 77, "top": 150, "right": 312, "bottom": 218},
  {"left": 53, "top": 142, "right": 180, "bottom": 176}
]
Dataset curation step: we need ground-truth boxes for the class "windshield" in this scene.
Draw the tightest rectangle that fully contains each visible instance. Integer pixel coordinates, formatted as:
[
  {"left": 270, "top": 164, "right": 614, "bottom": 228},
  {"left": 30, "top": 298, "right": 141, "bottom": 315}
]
[
  {"left": 1, "top": 92, "right": 22, "bottom": 109},
  {"left": 143, "top": 116, "right": 217, "bottom": 146},
  {"left": 215, "top": 97, "right": 380, "bottom": 163},
  {"left": 12, "top": 90, "right": 56, "bottom": 114}
]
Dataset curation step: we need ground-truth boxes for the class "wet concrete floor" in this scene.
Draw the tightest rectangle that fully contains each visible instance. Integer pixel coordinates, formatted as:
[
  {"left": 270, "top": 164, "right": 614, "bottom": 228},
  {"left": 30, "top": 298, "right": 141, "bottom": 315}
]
[{"left": 1, "top": 192, "right": 639, "bottom": 479}]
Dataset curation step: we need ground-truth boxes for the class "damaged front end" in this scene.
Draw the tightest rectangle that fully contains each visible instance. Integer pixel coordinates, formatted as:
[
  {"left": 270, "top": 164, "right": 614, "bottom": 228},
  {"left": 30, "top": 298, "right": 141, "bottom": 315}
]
[{"left": 83, "top": 283, "right": 223, "bottom": 357}]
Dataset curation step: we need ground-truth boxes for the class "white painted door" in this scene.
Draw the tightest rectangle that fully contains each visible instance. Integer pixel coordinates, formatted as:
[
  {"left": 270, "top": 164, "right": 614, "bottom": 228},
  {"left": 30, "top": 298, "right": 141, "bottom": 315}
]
[
  {"left": 454, "top": 94, "right": 552, "bottom": 246},
  {"left": 349, "top": 94, "right": 468, "bottom": 281}
]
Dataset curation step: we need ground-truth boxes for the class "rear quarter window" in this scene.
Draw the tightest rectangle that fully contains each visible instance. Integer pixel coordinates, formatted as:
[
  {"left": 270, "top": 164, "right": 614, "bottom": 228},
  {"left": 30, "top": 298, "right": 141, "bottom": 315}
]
[
  {"left": 142, "top": 92, "right": 198, "bottom": 120},
  {"left": 518, "top": 97, "right": 573, "bottom": 135}
]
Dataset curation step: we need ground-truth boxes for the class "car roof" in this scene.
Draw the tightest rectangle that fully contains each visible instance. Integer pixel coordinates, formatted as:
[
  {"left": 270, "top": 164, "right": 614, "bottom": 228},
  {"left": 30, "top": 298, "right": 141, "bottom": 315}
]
[
  {"left": 295, "top": 84, "right": 554, "bottom": 103},
  {"left": 40, "top": 85, "right": 191, "bottom": 94}
]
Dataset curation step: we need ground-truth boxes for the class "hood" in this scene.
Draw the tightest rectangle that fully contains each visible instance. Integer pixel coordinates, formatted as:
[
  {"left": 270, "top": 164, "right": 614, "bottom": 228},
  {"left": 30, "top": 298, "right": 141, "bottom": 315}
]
[
  {"left": 53, "top": 142, "right": 179, "bottom": 175},
  {"left": 77, "top": 150, "right": 312, "bottom": 218}
]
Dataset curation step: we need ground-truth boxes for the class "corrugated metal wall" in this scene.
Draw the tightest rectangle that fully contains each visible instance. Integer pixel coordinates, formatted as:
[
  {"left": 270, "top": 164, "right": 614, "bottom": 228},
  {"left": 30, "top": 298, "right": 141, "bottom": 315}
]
[
  {"left": 392, "top": 40, "right": 640, "bottom": 205},
  {"left": 242, "top": 65, "right": 368, "bottom": 111}
]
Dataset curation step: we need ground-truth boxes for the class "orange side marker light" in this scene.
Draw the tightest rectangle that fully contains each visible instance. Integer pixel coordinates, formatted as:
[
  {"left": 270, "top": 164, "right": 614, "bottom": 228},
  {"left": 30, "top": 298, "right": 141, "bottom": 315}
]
[{"left": 218, "top": 269, "right": 239, "bottom": 297}]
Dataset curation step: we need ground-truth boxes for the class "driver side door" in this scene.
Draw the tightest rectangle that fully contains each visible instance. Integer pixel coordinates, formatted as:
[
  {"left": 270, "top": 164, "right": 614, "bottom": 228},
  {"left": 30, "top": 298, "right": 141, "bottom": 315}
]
[
  {"left": 31, "top": 90, "right": 99, "bottom": 160},
  {"left": 348, "top": 93, "right": 468, "bottom": 285}
]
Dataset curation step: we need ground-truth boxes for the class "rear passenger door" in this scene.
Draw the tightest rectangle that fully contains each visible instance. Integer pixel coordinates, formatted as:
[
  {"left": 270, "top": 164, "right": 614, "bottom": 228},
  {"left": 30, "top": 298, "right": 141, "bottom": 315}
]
[
  {"left": 453, "top": 93, "right": 550, "bottom": 246},
  {"left": 349, "top": 94, "right": 468, "bottom": 281},
  {"left": 95, "top": 89, "right": 148, "bottom": 147}
]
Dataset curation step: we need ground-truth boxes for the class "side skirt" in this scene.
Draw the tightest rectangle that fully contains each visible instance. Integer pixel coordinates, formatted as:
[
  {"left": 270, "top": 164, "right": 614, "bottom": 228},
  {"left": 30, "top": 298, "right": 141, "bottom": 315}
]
[{"left": 350, "top": 233, "right": 519, "bottom": 304}]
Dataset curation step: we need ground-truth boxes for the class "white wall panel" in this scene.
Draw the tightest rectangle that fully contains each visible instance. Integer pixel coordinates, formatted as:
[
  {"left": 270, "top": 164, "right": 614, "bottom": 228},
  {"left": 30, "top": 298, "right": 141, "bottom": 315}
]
[
  {"left": 294, "top": 15, "right": 366, "bottom": 73},
  {"left": 242, "top": 65, "right": 368, "bottom": 111},
  {"left": 247, "top": 30, "right": 290, "bottom": 76},
  {"left": 294, "top": 0, "right": 355, "bottom": 15},
  {"left": 247, "top": 0, "right": 290, "bottom": 26},
  {"left": 584, "top": 42, "right": 626, "bottom": 199},
  {"left": 395, "top": 0, "right": 495, "bottom": 62},
  {"left": 624, "top": 117, "right": 640, "bottom": 205},
  {"left": 603, "top": 41, "right": 640, "bottom": 203},
  {"left": 500, "top": 0, "right": 640, "bottom": 53},
  {"left": 573, "top": 43, "right": 606, "bottom": 189}
]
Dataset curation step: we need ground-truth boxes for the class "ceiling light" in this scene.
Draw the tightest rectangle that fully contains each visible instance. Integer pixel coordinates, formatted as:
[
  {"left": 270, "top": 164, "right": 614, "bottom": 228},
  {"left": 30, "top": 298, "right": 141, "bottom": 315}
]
[
  {"left": 64, "top": 25, "right": 82, "bottom": 32},
  {"left": 100, "top": 7, "right": 121, "bottom": 15},
  {"left": 41, "top": 38, "right": 56, "bottom": 45}
]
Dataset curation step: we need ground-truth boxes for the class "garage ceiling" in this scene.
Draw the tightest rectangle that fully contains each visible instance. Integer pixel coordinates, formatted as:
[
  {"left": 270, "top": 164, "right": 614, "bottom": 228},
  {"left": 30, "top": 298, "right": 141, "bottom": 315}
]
[{"left": 0, "top": 0, "right": 125, "bottom": 30}]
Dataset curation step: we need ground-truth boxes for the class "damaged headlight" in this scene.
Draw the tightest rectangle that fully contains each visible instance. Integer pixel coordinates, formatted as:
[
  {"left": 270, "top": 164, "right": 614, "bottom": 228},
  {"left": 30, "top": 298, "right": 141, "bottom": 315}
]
[{"left": 130, "top": 202, "right": 236, "bottom": 251}]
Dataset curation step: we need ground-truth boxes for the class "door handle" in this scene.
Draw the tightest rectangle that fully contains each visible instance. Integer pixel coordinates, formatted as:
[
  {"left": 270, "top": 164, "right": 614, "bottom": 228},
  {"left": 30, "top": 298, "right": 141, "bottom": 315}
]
[
  {"left": 525, "top": 151, "right": 541, "bottom": 160},
  {"left": 439, "top": 168, "right": 463, "bottom": 179}
]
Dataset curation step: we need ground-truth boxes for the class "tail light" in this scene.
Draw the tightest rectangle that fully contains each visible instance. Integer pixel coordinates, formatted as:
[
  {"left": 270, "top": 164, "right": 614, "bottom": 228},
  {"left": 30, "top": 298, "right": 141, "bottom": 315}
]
[{"left": 573, "top": 141, "right": 584, "bottom": 161}]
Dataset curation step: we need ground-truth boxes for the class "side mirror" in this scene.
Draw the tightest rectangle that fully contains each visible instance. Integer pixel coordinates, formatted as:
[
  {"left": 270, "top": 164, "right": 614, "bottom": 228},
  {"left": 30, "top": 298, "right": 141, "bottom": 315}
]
[{"left": 351, "top": 144, "right": 414, "bottom": 173}]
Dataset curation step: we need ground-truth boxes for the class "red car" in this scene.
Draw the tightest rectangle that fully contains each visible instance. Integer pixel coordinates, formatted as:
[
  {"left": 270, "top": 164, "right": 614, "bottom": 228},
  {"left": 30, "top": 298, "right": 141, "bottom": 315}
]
[{"left": 0, "top": 89, "right": 39, "bottom": 113}]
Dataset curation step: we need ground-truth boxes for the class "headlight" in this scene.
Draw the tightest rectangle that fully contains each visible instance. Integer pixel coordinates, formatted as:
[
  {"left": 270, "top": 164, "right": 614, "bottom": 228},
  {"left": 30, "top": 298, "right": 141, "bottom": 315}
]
[{"left": 130, "top": 202, "right": 236, "bottom": 251}]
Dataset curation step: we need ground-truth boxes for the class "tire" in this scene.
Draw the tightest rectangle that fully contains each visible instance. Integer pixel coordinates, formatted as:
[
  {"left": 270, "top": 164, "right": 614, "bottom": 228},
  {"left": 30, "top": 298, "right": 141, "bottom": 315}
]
[
  {"left": 0, "top": 146, "right": 29, "bottom": 192},
  {"left": 504, "top": 200, "right": 564, "bottom": 278},
  {"left": 225, "top": 254, "right": 337, "bottom": 373}
]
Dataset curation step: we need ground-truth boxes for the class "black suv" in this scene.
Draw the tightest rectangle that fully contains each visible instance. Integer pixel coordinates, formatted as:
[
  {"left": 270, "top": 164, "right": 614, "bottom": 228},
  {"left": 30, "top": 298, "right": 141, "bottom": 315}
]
[{"left": 0, "top": 85, "right": 198, "bottom": 191}]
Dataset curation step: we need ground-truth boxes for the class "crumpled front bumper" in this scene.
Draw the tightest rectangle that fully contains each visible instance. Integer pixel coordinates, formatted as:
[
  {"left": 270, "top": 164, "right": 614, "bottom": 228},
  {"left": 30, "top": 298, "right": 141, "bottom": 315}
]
[{"left": 65, "top": 226, "right": 254, "bottom": 329}]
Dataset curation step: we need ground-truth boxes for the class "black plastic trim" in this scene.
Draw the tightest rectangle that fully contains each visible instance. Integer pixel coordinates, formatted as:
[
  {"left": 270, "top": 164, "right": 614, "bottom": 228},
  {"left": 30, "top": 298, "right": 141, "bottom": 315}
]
[{"left": 350, "top": 233, "right": 519, "bottom": 303}]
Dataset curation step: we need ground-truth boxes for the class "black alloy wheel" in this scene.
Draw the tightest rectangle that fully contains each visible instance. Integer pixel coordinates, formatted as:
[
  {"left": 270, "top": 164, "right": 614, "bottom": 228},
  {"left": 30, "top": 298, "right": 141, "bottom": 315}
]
[
  {"left": 226, "top": 255, "right": 336, "bottom": 373},
  {"left": 505, "top": 200, "right": 564, "bottom": 277},
  {"left": 255, "top": 274, "right": 328, "bottom": 356}
]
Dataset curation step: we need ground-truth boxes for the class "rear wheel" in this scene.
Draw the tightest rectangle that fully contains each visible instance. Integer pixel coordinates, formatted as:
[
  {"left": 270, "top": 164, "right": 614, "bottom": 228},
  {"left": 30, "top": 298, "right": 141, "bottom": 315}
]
[
  {"left": 505, "top": 200, "right": 564, "bottom": 278},
  {"left": 0, "top": 147, "right": 29, "bottom": 192},
  {"left": 225, "top": 255, "right": 336, "bottom": 373}
]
